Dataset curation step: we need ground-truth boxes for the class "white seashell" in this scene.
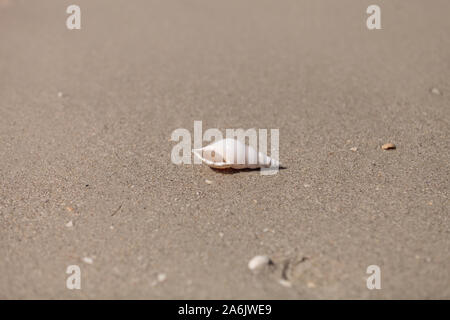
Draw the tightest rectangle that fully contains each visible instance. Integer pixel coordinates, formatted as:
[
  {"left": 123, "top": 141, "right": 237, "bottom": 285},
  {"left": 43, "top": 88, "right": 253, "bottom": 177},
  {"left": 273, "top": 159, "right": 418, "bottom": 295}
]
[{"left": 192, "top": 138, "right": 279, "bottom": 170}]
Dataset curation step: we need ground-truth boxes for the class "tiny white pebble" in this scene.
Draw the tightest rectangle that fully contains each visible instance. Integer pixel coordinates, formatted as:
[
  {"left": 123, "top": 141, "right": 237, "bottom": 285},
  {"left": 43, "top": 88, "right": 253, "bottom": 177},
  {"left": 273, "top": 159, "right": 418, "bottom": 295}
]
[
  {"left": 350, "top": 147, "right": 358, "bottom": 152},
  {"left": 248, "top": 255, "right": 271, "bottom": 271},
  {"left": 219, "top": 232, "right": 224, "bottom": 238},
  {"left": 65, "top": 220, "right": 73, "bottom": 227},
  {"left": 157, "top": 273, "right": 167, "bottom": 282},
  {"left": 307, "top": 281, "right": 316, "bottom": 288},
  {"left": 304, "top": 184, "right": 310, "bottom": 188},
  {"left": 110, "top": 225, "right": 114, "bottom": 230},
  {"left": 279, "top": 279, "right": 292, "bottom": 287},
  {"left": 205, "top": 179, "right": 212, "bottom": 184},
  {"left": 82, "top": 257, "right": 93, "bottom": 264},
  {"left": 57, "top": 92, "right": 63, "bottom": 98}
]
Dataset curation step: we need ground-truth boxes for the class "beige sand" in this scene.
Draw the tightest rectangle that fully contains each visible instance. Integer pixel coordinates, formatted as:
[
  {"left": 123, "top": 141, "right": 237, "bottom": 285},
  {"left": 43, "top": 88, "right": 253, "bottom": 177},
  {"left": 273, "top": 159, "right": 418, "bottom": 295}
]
[{"left": 0, "top": 0, "right": 449, "bottom": 299}]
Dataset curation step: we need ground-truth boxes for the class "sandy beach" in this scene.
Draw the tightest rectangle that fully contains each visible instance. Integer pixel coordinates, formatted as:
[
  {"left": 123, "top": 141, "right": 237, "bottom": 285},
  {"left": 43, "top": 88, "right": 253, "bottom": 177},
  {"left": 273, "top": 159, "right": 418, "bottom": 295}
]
[{"left": 0, "top": 0, "right": 449, "bottom": 299}]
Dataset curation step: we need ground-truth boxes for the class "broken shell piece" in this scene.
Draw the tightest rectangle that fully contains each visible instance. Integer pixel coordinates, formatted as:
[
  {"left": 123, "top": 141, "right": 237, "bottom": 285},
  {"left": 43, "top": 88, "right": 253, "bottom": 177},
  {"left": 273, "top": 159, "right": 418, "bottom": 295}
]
[
  {"left": 192, "top": 138, "right": 279, "bottom": 170},
  {"left": 381, "top": 143, "right": 396, "bottom": 150}
]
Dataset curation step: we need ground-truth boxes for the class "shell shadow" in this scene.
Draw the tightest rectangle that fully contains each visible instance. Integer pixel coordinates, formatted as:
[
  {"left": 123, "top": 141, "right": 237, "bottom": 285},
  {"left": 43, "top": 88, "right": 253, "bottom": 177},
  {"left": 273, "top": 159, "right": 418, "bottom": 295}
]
[{"left": 210, "top": 166, "right": 287, "bottom": 175}]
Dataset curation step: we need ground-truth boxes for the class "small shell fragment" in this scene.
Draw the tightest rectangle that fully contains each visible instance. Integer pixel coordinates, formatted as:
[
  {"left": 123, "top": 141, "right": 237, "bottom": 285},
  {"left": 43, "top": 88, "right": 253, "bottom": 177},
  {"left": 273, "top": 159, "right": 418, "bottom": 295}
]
[
  {"left": 82, "top": 257, "right": 93, "bottom": 264},
  {"left": 381, "top": 143, "right": 396, "bottom": 150},
  {"left": 193, "top": 138, "right": 279, "bottom": 170},
  {"left": 248, "top": 255, "right": 272, "bottom": 271},
  {"left": 431, "top": 87, "right": 441, "bottom": 95}
]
